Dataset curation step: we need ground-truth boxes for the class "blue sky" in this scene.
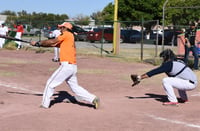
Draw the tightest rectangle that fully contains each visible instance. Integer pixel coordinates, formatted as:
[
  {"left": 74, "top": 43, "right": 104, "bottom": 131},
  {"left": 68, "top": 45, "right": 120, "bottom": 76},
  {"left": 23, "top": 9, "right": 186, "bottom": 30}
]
[{"left": 1, "top": 0, "right": 113, "bottom": 18}]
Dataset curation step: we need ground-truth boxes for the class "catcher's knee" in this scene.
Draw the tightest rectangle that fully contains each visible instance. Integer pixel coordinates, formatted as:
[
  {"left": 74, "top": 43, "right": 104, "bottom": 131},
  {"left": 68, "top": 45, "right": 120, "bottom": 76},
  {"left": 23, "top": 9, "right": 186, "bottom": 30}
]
[{"left": 162, "top": 77, "right": 170, "bottom": 85}]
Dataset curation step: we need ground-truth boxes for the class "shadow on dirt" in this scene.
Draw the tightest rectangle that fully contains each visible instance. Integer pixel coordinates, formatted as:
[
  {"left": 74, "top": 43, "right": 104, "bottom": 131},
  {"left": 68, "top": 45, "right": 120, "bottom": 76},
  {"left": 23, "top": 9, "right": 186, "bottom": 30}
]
[
  {"left": 126, "top": 93, "right": 168, "bottom": 103},
  {"left": 7, "top": 91, "right": 43, "bottom": 96},
  {"left": 7, "top": 90, "right": 95, "bottom": 108},
  {"left": 50, "top": 91, "right": 95, "bottom": 108}
]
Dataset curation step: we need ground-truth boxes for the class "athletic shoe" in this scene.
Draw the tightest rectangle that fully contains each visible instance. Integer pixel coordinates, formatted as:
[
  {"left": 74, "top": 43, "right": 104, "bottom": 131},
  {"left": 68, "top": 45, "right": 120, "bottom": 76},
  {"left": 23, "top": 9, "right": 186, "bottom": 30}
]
[
  {"left": 178, "top": 99, "right": 189, "bottom": 103},
  {"left": 92, "top": 97, "right": 100, "bottom": 109},
  {"left": 163, "top": 102, "right": 179, "bottom": 106},
  {"left": 52, "top": 58, "right": 60, "bottom": 62},
  {"left": 39, "top": 105, "right": 48, "bottom": 109}
]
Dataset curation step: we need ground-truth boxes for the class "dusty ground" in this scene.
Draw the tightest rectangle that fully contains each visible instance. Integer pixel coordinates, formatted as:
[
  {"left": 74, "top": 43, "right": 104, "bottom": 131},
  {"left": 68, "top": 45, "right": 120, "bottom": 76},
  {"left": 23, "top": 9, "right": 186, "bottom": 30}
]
[{"left": 0, "top": 49, "right": 200, "bottom": 131}]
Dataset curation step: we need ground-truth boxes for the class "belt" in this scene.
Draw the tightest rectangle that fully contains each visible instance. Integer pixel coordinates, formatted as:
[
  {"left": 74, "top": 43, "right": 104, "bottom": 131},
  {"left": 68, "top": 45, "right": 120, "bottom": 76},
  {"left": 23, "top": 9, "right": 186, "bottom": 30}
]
[{"left": 189, "top": 80, "right": 195, "bottom": 84}]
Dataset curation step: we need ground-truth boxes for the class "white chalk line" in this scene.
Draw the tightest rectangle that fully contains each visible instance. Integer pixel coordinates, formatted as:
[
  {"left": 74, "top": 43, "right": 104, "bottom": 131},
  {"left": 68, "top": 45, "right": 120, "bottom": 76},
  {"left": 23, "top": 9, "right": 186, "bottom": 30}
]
[
  {"left": 147, "top": 114, "right": 200, "bottom": 129},
  {"left": 191, "top": 92, "right": 200, "bottom": 96},
  {"left": 0, "top": 82, "right": 42, "bottom": 94}
]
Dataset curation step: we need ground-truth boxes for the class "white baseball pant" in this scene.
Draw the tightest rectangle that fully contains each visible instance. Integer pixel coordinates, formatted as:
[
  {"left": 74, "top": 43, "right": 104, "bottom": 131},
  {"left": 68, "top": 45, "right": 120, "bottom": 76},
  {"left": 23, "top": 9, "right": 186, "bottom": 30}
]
[
  {"left": 0, "top": 38, "right": 5, "bottom": 48},
  {"left": 162, "top": 77, "right": 196, "bottom": 102},
  {"left": 15, "top": 32, "right": 22, "bottom": 48},
  {"left": 42, "top": 62, "right": 96, "bottom": 108}
]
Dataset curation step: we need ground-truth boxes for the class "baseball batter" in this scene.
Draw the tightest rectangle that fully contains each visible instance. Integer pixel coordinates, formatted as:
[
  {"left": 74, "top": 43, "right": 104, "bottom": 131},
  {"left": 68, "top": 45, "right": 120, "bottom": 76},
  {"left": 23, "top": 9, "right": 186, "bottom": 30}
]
[
  {"left": 30, "top": 22, "right": 100, "bottom": 109},
  {"left": 131, "top": 49, "right": 197, "bottom": 106}
]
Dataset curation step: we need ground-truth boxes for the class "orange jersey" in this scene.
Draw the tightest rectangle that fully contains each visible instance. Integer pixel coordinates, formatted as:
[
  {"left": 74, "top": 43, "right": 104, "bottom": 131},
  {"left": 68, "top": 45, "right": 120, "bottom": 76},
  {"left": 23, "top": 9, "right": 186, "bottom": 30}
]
[{"left": 57, "top": 31, "right": 76, "bottom": 64}]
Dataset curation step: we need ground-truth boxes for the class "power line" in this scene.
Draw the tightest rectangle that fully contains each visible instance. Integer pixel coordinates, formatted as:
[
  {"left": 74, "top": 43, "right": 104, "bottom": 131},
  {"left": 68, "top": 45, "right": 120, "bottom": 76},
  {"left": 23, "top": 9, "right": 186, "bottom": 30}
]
[{"left": 167, "top": 6, "right": 200, "bottom": 9}]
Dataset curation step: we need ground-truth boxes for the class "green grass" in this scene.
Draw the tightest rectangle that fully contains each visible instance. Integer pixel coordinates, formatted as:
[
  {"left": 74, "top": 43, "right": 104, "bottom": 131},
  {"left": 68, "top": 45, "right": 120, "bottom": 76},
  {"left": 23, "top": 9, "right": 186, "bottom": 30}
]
[
  {"left": 78, "top": 69, "right": 110, "bottom": 74},
  {"left": 0, "top": 70, "right": 16, "bottom": 77}
]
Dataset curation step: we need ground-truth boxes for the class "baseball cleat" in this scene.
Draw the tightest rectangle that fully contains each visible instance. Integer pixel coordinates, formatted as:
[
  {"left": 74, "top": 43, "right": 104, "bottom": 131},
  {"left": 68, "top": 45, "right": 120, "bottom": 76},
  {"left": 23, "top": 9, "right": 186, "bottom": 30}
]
[
  {"left": 52, "top": 58, "right": 60, "bottom": 62},
  {"left": 92, "top": 97, "right": 100, "bottom": 109},
  {"left": 39, "top": 105, "right": 49, "bottom": 109},
  {"left": 163, "top": 102, "right": 179, "bottom": 106}
]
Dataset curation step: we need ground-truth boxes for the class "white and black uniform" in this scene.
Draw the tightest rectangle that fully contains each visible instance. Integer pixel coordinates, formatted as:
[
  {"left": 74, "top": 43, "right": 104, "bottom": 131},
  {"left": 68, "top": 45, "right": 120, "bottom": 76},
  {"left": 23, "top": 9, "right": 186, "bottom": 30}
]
[{"left": 146, "top": 60, "right": 197, "bottom": 102}]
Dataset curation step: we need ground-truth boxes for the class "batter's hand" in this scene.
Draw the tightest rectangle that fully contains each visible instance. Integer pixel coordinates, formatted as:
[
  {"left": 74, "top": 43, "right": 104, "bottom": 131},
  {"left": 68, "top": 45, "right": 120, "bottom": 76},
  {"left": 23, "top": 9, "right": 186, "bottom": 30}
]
[
  {"left": 30, "top": 41, "right": 41, "bottom": 47},
  {"left": 130, "top": 74, "right": 141, "bottom": 87}
]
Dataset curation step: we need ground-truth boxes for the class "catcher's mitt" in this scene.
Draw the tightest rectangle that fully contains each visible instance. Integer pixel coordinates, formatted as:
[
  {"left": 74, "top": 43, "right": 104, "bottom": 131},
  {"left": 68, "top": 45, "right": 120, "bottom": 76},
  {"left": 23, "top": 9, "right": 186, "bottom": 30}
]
[{"left": 130, "top": 74, "right": 141, "bottom": 87}]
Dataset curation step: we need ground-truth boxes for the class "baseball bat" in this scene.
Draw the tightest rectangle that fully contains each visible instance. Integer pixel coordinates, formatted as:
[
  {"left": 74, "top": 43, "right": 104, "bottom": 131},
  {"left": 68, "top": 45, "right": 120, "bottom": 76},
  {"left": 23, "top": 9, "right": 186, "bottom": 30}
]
[{"left": 0, "top": 35, "right": 31, "bottom": 43}]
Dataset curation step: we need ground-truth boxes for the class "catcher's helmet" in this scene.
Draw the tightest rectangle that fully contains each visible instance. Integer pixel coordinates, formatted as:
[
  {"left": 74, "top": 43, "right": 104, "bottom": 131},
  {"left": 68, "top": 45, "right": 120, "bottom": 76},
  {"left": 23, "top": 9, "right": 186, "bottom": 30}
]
[{"left": 159, "top": 49, "right": 176, "bottom": 62}]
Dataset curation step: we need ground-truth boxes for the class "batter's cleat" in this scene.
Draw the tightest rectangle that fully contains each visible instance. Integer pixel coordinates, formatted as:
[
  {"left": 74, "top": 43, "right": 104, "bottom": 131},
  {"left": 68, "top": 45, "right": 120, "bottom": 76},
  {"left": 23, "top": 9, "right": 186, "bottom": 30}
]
[
  {"left": 92, "top": 97, "right": 100, "bottom": 109},
  {"left": 52, "top": 58, "right": 60, "bottom": 62},
  {"left": 39, "top": 105, "right": 49, "bottom": 109},
  {"left": 163, "top": 102, "right": 179, "bottom": 106}
]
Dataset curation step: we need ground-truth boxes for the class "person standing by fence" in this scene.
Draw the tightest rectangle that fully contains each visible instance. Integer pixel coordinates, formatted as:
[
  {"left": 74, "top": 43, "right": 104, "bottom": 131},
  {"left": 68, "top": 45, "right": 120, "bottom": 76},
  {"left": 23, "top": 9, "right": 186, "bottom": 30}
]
[
  {"left": 0, "top": 23, "right": 8, "bottom": 48},
  {"left": 14, "top": 22, "right": 24, "bottom": 50},
  {"left": 184, "top": 22, "right": 199, "bottom": 70}
]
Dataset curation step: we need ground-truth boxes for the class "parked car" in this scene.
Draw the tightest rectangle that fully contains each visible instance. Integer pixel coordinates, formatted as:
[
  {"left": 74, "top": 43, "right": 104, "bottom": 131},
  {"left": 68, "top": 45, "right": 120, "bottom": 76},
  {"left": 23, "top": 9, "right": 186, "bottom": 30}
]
[
  {"left": 121, "top": 29, "right": 143, "bottom": 43},
  {"left": 43, "top": 26, "right": 57, "bottom": 39},
  {"left": 23, "top": 24, "right": 41, "bottom": 36},
  {"left": 87, "top": 28, "right": 124, "bottom": 43},
  {"left": 150, "top": 29, "right": 182, "bottom": 46},
  {"left": 72, "top": 25, "right": 88, "bottom": 41},
  {"left": 83, "top": 27, "right": 96, "bottom": 32},
  {"left": 43, "top": 25, "right": 88, "bottom": 41}
]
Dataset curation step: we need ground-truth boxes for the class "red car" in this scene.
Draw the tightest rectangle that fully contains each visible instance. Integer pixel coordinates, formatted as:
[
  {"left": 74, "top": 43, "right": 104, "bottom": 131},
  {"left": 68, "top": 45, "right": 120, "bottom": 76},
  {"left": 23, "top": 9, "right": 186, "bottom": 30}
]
[{"left": 87, "top": 28, "right": 123, "bottom": 43}]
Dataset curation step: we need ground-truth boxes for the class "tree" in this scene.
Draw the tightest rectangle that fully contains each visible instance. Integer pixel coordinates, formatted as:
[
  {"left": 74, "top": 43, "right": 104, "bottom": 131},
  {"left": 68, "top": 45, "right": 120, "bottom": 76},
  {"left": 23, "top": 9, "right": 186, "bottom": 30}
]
[
  {"left": 165, "top": 0, "right": 200, "bottom": 26},
  {"left": 90, "top": 11, "right": 105, "bottom": 25},
  {"left": 73, "top": 14, "right": 90, "bottom": 25}
]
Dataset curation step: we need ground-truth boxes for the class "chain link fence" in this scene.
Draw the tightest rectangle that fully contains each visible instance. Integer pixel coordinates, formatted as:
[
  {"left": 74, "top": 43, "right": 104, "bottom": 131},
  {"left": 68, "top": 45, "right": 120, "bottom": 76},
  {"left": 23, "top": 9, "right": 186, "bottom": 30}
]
[{"left": 5, "top": 20, "right": 186, "bottom": 62}]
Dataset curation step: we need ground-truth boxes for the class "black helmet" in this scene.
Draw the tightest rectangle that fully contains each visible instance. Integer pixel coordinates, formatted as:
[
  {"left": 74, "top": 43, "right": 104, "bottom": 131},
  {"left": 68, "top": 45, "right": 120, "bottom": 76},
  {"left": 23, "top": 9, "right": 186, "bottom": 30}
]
[{"left": 159, "top": 49, "right": 176, "bottom": 62}]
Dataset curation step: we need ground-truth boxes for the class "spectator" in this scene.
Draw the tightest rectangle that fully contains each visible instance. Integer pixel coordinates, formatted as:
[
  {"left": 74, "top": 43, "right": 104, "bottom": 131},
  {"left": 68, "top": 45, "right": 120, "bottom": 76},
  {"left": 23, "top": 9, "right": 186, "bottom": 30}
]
[
  {"left": 0, "top": 23, "right": 8, "bottom": 48},
  {"left": 184, "top": 22, "right": 199, "bottom": 70},
  {"left": 14, "top": 22, "right": 24, "bottom": 50},
  {"left": 51, "top": 26, "right": 61, "bottom": 62}
]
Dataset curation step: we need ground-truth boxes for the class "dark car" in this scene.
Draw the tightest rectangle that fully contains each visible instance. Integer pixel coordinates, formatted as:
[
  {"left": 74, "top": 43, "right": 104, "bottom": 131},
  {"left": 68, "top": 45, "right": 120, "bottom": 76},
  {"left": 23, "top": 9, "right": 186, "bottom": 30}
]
[
  {"left": 72, "top": 25, "right": 88, "bottom": 41},
  {"left": 87, "top": 28, "right": 124, "bottom": 43},
  {"left": 43, "top": 25, "right": 88, "bottom": 41},
  {"left": 150, "top": 29, "right": 182, "bottom": 45},
  {"left": 121, "top": 29, "right": 144, "bottom": 43},
  {"left": 43, "top": 26, "right": 57, "bottom": 39}
]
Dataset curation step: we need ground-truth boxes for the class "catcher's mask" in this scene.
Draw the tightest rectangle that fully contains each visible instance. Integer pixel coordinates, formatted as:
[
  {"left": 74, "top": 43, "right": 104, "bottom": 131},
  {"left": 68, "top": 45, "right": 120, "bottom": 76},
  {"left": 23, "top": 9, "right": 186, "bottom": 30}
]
[{"left": 159, "top": 49, "right": 176, "bottom": 62}]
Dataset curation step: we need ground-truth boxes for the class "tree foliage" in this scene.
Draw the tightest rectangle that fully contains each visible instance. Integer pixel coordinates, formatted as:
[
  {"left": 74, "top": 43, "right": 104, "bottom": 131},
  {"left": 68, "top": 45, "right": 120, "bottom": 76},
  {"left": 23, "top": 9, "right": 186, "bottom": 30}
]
[
  {"left": 99, "top": 0, "right": 200, "bottom": 27},
  {"left": 1, "top": 0, "right": 200, "bottom": 28},
  {"left": 73, "top": 14, "right": 90, "bottom": 25},
  {"left": 1, "top": 10, "right": 69, "bottom": 28}
]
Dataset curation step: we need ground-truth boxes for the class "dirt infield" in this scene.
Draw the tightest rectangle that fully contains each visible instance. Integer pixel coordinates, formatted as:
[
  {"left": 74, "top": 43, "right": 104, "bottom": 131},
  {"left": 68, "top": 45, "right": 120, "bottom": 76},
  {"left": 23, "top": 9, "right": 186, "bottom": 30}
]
[{"left": 0, "top": 49, "right": 200, "bottom": 131}]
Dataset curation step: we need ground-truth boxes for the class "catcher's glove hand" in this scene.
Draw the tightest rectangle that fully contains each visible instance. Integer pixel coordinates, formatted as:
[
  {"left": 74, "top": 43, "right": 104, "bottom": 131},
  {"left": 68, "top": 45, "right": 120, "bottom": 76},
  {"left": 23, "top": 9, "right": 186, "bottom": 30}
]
[{"left": 130, "top": 74, "right": 141, "bottom": 87}]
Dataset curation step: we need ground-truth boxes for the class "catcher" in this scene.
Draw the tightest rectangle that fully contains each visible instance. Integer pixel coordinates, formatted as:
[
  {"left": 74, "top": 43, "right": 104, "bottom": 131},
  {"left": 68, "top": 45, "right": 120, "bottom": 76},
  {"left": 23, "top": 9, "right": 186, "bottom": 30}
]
[{"left": 131, "top": 49, "right": 197, "bottom": 106}]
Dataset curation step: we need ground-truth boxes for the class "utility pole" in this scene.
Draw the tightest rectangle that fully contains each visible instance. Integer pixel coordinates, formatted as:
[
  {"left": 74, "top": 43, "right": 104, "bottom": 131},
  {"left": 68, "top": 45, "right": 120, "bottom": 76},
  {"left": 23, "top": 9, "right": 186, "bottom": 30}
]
[
  {"left": 162, "top": 0, "right": 169, "bottom": 51},
  {"left": 113, "top": 0, "right": 119, "bottom": 55}
]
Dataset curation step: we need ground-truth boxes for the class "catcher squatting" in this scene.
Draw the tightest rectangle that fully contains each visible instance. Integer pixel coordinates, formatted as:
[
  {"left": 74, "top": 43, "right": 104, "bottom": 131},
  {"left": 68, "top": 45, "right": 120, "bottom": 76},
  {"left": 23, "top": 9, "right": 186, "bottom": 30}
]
[{"left": 131, "top": 49, "right": 197, "bottom": 106}]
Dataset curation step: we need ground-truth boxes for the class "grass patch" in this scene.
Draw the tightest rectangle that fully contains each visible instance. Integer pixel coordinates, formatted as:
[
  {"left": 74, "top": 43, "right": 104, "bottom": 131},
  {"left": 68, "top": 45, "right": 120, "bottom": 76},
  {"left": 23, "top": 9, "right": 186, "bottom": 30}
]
[
  {"left": 78, "top": 69, "right": 110, "bottom": 74},
  {"left": 3, "top": 41, "right": 17, "bottom": 50},
  {"left": 0, "top": 71, "right": 16, "bottom": 77}
]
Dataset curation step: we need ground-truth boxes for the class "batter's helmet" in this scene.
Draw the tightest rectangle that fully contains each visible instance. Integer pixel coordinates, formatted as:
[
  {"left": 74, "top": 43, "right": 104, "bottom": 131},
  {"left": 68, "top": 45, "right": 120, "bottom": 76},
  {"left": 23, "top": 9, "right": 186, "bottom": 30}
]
[
  {"left": 58, "top": 22, "right": 73, "bottom": 30},
  {"left": 159, "top": 49, "right": 176, "bottom": 62}
]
